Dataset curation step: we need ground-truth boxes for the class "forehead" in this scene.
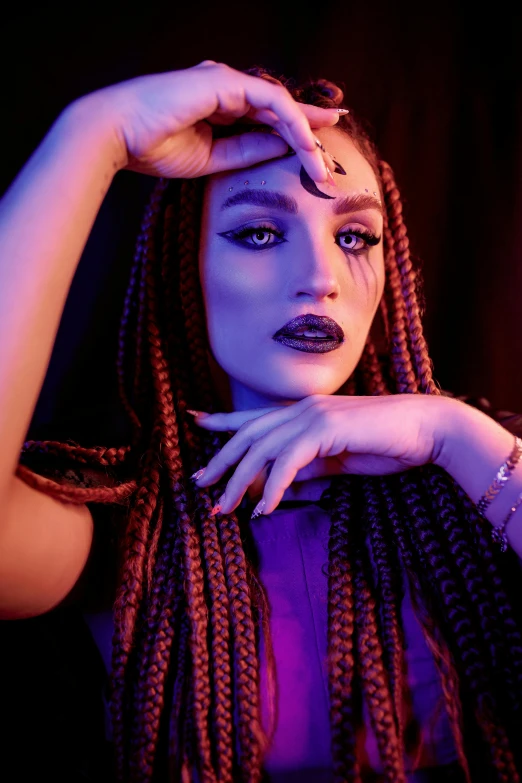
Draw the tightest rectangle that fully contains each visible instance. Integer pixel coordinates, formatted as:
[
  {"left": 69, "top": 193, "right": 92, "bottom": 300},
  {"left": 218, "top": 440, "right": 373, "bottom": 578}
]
[{"left": 203, "top": 128, "right": 380, "bottom": 211}]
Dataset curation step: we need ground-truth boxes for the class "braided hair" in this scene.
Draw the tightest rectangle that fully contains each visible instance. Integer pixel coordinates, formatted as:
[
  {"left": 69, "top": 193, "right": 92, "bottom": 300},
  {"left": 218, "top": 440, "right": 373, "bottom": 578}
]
[{"left": 18, "top": 68, "right": 522, "bottom": 782}]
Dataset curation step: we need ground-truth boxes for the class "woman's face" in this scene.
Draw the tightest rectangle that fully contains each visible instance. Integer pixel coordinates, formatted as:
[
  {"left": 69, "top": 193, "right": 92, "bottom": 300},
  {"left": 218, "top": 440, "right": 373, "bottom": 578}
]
[{"left": 199, "top": 127, "right": 385, "bottom": 410}]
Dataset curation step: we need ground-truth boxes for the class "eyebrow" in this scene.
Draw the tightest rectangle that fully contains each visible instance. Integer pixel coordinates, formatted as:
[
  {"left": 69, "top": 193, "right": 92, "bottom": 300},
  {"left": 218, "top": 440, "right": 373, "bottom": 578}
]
[
  {"left": 220, "top": 188, "right": 383, "bottom": 216},
  {"left": 221, "top": 189, "right": 298, "bottom": 213}
]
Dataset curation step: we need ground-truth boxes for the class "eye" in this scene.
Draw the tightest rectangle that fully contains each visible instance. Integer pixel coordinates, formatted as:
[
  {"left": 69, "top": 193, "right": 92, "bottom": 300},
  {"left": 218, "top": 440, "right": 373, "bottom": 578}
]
[
  {"left": 336, "top": 228, "right": 381, "bottom": 255},
  {"left": 249, "top": 228, "right": 278, "bottom": 246},
  {"left": 218, "top": 224, "right": 286, "bottom": 250}
]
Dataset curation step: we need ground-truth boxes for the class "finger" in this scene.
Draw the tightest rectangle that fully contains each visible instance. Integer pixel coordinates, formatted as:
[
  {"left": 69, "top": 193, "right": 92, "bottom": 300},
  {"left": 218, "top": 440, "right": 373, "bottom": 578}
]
[
  {"left": 254, "top": 438, "right": 324, "bottom": 515},
  {"left": 240, "top": 75, "right": 329, "bottom": 182},
  {"left": 218, "top": 417, "right": 309, "bottom": 512},
  {"left": 200, "top": 132, "right": 289, "bottom": 175},
  {"left": 299, "top": 103, "right": 343, "bottom": 129},
  {"left": 247, "top": 104, "right": 341, "bottom": 130},
  {"left": 195, "top": 409, "right": 299, "bottom": 487},
  {"left": 193, "top": 406, "right": 282, "bottom": 432}
]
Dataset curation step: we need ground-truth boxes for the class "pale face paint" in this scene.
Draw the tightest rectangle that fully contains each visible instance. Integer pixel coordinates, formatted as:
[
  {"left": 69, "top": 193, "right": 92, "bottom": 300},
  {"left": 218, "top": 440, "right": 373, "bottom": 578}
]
[{"left": 198, "top": 127, "right": 385, "bottom": 412}]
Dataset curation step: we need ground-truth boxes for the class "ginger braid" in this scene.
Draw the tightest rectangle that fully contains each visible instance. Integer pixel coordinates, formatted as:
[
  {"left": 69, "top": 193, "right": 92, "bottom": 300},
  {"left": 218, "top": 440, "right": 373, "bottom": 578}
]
[
  {"left": 145, "top": 224, "right": 218, "bottom": 783},
  {"left": 380, "top": 475, "right": 472, "bottom": 781},
  {"left": 399, "top": 470, "right": 519, "bottom": 780},
  {"left": 109, "top": 185, "right": 171, "bottom": 777},
  {"left": 425, "top": 468, "right": 522, "bottom": 711},
  {"left": 326, "top": 478, "right": 361, "bottom": 781},
  {"left": 362, "top": 477, "right": 407, "bottom": 767},
  {"left": 352, "top": 489, "right": 406, "bottom": 782},
  {"left": 460, "top": 484, "right": 522, "bottom": 704},
  {"left": 358, "top": 336, "right": 388, "bottom": 395},
  {"left": 379, "top": 162, "right": 437, "bottom": 394},
  {"left": 160, "top": 180, "right": 235, "bottom": 781},
  {"left": 175, "top": 179, "right": 265, "bottom": 782}
]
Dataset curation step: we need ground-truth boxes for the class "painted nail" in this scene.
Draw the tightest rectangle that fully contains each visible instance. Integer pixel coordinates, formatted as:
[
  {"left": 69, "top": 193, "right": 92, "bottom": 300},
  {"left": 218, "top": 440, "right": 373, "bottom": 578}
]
[
  {"left": 314, "top": 137, "right": 326, "bottom": 153},
  {"left": 328, "top": 155, "right": 346, "bottom": 176},
  {"left": 186, "top": 409, "right": 208, "bottom": 418},
  {"left": 325, "top": 166, "right": 336, "bottom": 186},
  {"left": 210, "top": 504, "right": 222, "bottom": 517},
  {"left": 336, "top": 108, "right": 350, "bottom": 114},
  {"left": 251, "top": 499, "right": 266, "bottom": 520},
  {"left": 190, "top": 468, "right": 206, "bottom": 481}
]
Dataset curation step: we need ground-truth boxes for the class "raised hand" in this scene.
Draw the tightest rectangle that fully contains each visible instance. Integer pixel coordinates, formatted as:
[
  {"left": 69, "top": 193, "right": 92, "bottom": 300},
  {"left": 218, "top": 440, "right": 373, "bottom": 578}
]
[{"left": 75, "top": 60, "right": 342, "bottom": 181}]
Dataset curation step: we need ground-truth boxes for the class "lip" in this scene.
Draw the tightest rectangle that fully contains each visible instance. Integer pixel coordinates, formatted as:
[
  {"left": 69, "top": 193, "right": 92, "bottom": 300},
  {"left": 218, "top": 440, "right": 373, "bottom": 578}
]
[{"left": 272, "top": 314, "right": 344, "bottom": 354}]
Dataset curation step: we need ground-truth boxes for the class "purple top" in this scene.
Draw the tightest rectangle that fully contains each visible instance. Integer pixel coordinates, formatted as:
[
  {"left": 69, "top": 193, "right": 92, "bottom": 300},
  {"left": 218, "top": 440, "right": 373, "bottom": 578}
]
[{"left": 84, "top": 501, "right": 459, "bottom": 781}]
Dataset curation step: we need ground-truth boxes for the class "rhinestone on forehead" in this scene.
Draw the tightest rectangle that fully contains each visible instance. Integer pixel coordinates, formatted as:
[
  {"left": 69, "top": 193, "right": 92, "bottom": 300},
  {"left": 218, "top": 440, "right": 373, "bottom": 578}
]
[
  {"left": 244, "top": 180, "right": 249, "bottom": 185},
  {"left": 228, "top": 187, "right": 233, "bottom": 191},
  {"left": 261, "top": 180, "right": 266, "bottom": 185}
]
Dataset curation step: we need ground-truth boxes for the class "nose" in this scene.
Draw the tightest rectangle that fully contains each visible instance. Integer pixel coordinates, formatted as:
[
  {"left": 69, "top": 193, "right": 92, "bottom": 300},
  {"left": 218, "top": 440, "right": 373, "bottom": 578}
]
[{"left": 288, "top": 236, "right": 341, "bottom": 301}]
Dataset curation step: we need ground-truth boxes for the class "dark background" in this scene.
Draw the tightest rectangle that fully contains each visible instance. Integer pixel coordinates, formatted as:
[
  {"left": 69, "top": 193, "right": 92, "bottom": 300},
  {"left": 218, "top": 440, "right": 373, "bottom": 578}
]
[
  {"left": 1, "top": 4, "right": 522, "bottom": 779},
  {"left": 2, "top": 0, "right": 522, "bottom": 447}
]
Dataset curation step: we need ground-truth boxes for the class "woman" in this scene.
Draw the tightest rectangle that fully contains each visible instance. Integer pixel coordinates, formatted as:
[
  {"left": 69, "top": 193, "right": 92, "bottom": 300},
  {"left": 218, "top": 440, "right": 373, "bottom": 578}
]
[{"left": 1, "top": 61, "right": 521, "bottom": 782}]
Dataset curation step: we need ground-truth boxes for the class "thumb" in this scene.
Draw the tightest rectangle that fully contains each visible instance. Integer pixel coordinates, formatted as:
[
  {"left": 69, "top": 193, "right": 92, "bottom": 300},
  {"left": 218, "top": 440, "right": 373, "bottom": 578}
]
[{"left": 201, "top": 132, "right": 289, "bottom": 175}]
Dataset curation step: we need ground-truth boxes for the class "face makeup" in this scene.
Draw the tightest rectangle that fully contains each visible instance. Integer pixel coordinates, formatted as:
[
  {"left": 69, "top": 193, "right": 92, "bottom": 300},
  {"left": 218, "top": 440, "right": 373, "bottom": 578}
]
[
  {"left": 199, "top": 127, "right": 385, "bottom": 409},
  {"left": 273, "top": 314, "right": 344, "bottom": 354}
]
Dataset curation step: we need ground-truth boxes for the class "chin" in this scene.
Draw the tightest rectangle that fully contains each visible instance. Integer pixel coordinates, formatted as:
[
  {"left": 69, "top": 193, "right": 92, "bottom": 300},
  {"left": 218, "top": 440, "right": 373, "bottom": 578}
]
[{"left": 241, "top": 366, "right": 352, "bottom": 401}]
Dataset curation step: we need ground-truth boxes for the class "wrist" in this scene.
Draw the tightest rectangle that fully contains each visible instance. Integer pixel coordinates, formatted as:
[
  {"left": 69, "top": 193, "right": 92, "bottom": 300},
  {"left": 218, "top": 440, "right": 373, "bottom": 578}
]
[
  {"left": 434, "top": 398, "right": 522, "bottom": 554},
  {"left": 56, "top": 91, "right": 129, "bottom": 173},
  {"left": 433, "top": 397, "right": 514, "bottom": 479}
]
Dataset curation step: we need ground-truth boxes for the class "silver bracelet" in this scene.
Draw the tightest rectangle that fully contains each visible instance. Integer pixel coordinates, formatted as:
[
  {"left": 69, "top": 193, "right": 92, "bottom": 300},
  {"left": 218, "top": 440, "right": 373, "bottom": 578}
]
[
  {"left": 476, "top": 436, "right": 522, "bottom": 516},
  {"left": 491, "top": 489, "right": 522, "bottom": 552}
]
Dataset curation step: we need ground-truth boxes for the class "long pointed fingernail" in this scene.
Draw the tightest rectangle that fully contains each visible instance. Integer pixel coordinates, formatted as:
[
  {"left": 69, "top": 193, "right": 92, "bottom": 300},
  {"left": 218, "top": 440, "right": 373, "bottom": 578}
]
[
  {"left": 336, "top": 108, "right": 350, "bottom": 114},
  {"left": 190, "top": 468, "right": 206, "bottom": 481},
  {"left": 187, "top": 409, "right": 209, "bottom": 419},
  {"left": 314, "top": 137, "right": 326, "bottom": 153},
  {"left": 251, "top": 499, "right": 266, "bottom": 520},
  {"left": 210, "top": 504, "right": 222, "bottom": 517},
  {"left": 325, "top": 166, "right": 336, "bottom": 186}
]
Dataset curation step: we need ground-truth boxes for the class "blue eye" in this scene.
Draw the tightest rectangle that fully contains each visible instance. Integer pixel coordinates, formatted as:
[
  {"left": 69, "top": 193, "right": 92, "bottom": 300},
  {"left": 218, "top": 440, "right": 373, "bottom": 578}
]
[
  {"left": 218, "top": 225, "right": 286, "bottom": 250},
  {"left": 336, "top": 228, "right": 381, "bottom": 255}
]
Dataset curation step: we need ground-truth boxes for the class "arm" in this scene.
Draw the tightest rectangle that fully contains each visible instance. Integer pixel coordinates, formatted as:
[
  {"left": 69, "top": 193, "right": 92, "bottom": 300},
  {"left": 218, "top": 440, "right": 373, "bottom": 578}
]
[
  {"left": 0, "top": 63, "right": 338, "bottom": 617},
  {"left": 0, "top": 97, "right": 125, "bottom": 504},
  {"left": 0, "top": 98, "right": 125, "bottom": 618}
]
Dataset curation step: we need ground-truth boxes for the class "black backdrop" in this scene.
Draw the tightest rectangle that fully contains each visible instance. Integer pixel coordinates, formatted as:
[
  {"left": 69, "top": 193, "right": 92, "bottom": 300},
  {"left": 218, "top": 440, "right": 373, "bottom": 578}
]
[
  {"left": 2, "top": 0, "right": 522, "bottom": 447},
  {"left": 1, "top": 3, "right": 522, "bottom": 779}
]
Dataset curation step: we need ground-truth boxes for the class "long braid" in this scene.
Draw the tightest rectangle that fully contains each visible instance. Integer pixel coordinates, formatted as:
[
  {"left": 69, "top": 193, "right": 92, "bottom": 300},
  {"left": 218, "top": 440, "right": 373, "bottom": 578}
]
[
  {"left": 175, "top": 180, "right": 265, "bottom": 782},
  {"left": 147, "top": 226, "right": 218, "bottom": 782},
  {"left": 378, "top": 163, "right": 418, "bottom": 395},
  {"left": 162, "top": 180, "right": 236, "bottom": 781},
  {"left": 425, "top": 467, "right": 522, "bottom": 712},
  {"left": 379, "top": 162, "right": 437, "bottom": 395},
  {"left": 455, "top": 481, "right": 522, "bottom": 701},
  {"left": 352, "top": 480, "right": 406, "bottom": 782},
  {"left": 362, "top": 477, "right": 407, "bottom": 765},
  {"left": 326, "top": 478, "right": 361, "bottom": 782},
  {"left": 400, "top": 470, "right": 519, "bottom": 781},
  {"left": 116, "top": 179, "right": 168, "bottom": 446},
  {"left": 379, "top": 475, "right": 472, "bottom": 781},
  {"left": 358, "top": 336, "right": 389, "bottom": 395}
]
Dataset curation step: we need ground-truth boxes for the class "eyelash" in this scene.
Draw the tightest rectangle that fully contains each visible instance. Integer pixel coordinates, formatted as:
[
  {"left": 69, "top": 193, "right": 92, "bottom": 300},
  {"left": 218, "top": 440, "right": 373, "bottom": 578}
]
[{"left": 220, "top": 225, "right": 381, "bottom": 255}]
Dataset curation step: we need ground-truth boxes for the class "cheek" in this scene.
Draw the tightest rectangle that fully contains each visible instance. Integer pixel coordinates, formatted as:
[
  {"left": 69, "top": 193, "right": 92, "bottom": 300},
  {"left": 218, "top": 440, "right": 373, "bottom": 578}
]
[
  {"left": 343, "top": 252, "right": 385, "bottom": 316},
  {"left": 200, "top": 254, "right": 272, "bottom": 351}
]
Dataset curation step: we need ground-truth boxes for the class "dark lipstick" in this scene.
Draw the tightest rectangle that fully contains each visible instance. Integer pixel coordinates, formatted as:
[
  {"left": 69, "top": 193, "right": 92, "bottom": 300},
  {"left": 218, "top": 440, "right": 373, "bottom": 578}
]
[{"left": 273, "top": 314, "right": 344, "bottom": 354}]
